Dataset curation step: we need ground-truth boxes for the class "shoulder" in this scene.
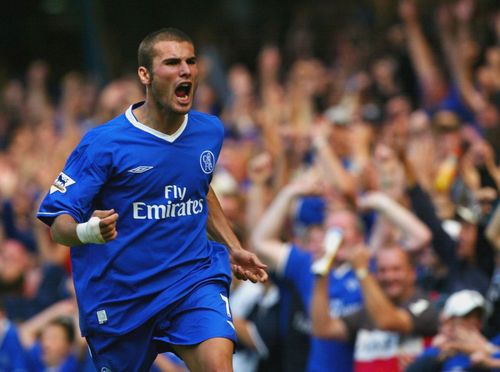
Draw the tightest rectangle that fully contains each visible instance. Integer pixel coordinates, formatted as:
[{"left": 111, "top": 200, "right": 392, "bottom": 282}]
[
  {"left": 75, "top": 115, "right": 127, "bottom": 157},
  {"left": 189, "top": 111, "right": 225, "bottom": 131},
  {"left": 82, "top": 115, "right": 126, "bottom": 143},
  {"left": 405, "top": 291, "right": 437, "bottom": 317}
]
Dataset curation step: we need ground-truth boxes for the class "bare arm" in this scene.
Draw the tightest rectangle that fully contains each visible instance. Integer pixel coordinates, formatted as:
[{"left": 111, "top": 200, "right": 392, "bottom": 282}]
[
  {"left": 358, "top": 191, "right": 431, "bottom": 251},
  {"left": 50, "top": 209, "right": 118, "bottom": 246},
  {"left": 207, "top": 186, "right": 268, "bottom": 283},
  {"left": 251, "top": 171, "right": 322, "bottom": 272},
  {"left": 310, "top": 275, "right": 350, "bottom": 340},
  {"left": 207, "top": 186, "right": 245, "bottom": 253},
  {"left": 311, "top": 119, "right": 356, "bottom": 203},
  {"left": 436, "top": 1, "right": 487, "bottom": 113},
  {"left": 251, "top": 184, "right": 298, "bottom": 273},
  {"left": 400, "top": 0, "right": 448, "bottom": 107},
  {"left": 348, "top": 245, "right": 414, "bottom": 333}
]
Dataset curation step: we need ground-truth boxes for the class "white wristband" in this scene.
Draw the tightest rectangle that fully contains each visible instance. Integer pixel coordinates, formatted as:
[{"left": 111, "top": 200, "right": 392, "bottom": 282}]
[{"left": 76, "top": 217, "right": 105, "bottom": 244}]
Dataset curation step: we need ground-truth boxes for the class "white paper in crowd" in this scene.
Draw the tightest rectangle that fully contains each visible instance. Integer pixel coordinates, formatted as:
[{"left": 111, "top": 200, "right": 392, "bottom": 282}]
[{"left": 311, "top": 228, "right": 343, "bottom": 276}]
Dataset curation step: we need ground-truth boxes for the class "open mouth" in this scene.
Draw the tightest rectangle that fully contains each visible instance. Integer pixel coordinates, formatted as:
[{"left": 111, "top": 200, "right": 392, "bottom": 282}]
[{"left": 175, "top": 82, "right": 192, "bottom": 100}]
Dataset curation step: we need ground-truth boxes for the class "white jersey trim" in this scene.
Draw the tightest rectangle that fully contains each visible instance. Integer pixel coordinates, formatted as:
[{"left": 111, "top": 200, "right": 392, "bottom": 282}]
[{"left": 126, "top": 104, "right": 188, "bottom": 143}]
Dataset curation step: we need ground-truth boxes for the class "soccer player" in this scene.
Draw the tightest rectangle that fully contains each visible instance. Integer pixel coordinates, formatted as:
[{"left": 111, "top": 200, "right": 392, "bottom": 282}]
[{"left": 37, "top": 27, "right": 267, "bottom": 372}]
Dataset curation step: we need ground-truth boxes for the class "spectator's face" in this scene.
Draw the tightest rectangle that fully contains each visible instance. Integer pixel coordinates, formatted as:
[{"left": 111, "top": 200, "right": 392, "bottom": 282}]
[
  {"left": 385, "top": 96, "right": 411, "bottom": 134},
  {"left": 0, "top": 240, "right": 29, "bottom": 283},
  {"left": 376, "top": 248, "right": 415, "bottom": 302},
  {"left": 41, "top": 323, "right": 71, "bottom": 367},
  {"left": 301, "top": 225, "right": 325, "bottom": 259},
  {"left": 330, "top": 125, "right": 351, "bottom": 156},
  {"left": 441, "top": 312, "right": 482, "bottom": 334},
  {"left": 145, "top": 40, "right": 198, "bottom": 115},
  {"left": 228, "top": 65, "right": 253, "bottom": 97}
]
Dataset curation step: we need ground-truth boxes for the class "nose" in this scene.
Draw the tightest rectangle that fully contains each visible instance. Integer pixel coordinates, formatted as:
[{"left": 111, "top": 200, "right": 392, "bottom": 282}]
[{"left": 179, "top": 61, "right": 191, "bottom": 77}]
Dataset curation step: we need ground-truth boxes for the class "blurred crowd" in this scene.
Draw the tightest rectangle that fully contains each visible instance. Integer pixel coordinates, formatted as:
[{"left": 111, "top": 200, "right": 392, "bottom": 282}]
[{"left": 1, "top": 0, "right": 500, "bottom": 371}]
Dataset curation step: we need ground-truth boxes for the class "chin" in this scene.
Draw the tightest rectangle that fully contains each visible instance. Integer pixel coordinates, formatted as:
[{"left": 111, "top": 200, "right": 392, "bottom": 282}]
[{"left": 173, "top": 103, "right": 192, "bottom": 114}]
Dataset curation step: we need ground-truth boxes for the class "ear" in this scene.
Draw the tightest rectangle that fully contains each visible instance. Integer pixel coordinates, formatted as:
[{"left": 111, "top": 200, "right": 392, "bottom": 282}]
[{"left": 138, "top": 66, "right": 151, "bottom": 85}]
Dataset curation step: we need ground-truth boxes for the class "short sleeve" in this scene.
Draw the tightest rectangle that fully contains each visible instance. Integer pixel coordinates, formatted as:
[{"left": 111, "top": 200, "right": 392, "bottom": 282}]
[
  {"left": 341, "top": 309, "right": 365, "bottom": 342},
  {"left": 406, "top": 298, "right": 439, "bottom": 336},
  {"left": 37, "top": 138, "right": 110, "bottom": 226}
]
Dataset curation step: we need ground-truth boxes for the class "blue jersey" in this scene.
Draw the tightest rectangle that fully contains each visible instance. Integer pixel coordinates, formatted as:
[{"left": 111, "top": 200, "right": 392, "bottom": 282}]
[
  {"left": 417, "top": 335, "right": 500, "bottom": 372},
  {"left": 0, "top": 320, "right": 28, "bottom": 371},
  {"left": 283, "top": 246, "right": 363, "bottom": 372},
  {"left": 37, "top": 102, "right": 231, "bottom": 336}
]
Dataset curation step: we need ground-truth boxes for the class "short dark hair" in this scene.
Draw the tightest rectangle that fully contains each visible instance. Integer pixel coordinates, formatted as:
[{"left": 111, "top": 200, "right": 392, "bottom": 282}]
[
  {"left": 48, "top": 316, "right": 76, "bottom": 344},
  {"left": 138, "top": 28, "right": 194, "bottom": 71}
]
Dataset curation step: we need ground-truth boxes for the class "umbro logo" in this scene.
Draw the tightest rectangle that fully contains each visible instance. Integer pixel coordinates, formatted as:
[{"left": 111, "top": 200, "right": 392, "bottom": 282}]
[{"left": 128, "top": 166, "right": 154, "bottom": 174}]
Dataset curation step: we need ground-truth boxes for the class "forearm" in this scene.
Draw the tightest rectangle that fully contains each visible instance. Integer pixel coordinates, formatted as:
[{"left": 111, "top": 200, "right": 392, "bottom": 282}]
[
  {"left": 233, "top": 317, "right": 257, "bottom": 349},
  {"left": 405, "top": 21, "right": 444, "bottom": 96},
  {"left": 252, "top": 185, "right": 295, "bottom": 245},
  {"left": 313, "top": 138, "right": 356, "bottom": 201},
  {"left": 311, "top": 275, "right": 348, "bottom": 340},
  {"left": 373, "top": 193, "right": 431, "bottom": 250},
  {"left": 51, "top": 214, "right": 82, "bottom": 246},
  {"left": 311, "top": 276, "right": 333, "bottom": 337},
  {"left": 206, "top": 186, "right": 243, "bottom": 253},
  {"left": 359, "top": 273, "right": 412, "bottom": 333},
  {"left": 19, "top": 299, "right": 74, "bottom": 348},
  {"left": 367, "top": 217, "right": 394, "bottom": 253}
]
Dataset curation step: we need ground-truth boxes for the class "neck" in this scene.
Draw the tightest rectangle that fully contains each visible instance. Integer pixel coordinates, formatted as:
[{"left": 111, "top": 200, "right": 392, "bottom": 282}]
[{"left": 135, "top": 99, "right": 186, "bottom": 135}]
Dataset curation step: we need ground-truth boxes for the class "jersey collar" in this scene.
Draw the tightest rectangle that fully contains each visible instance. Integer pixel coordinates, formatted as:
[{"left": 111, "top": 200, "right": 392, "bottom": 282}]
[{"left": 126, "top": 102, "right": 188, "bottom": 143}]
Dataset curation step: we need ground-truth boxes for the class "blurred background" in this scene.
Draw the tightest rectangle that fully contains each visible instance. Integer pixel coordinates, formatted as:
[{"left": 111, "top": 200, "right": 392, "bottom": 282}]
[{"left": 1, "top": 0, "right": 500, "bottom": 371}]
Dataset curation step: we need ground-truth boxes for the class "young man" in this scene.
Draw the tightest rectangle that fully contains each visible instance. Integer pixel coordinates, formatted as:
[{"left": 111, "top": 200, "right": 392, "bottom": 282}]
[{"left": 37, "top": 27, "right": 267, "bottom": 372}]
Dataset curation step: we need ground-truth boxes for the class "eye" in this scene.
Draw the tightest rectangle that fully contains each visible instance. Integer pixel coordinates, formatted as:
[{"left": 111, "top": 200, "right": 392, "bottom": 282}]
[
  {"left": 187, "top": 57, "right": 197, "bottom": 65},
  {"left": 163, "top": 59, "right": 180, "bottom": 66}
]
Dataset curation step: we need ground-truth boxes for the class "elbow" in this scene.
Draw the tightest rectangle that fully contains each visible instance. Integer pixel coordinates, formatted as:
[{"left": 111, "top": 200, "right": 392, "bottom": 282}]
[
  {"left": 373, "top": 316, "right": 402, "bottom": 332},
  {"left": 50, "top": 224, "right": 61, "bottom": 245},
  {"left": 373, "top": 316, "right": 394, "bottom": 331},
  {"left": 408, "top": 226, "right": 432, "bottom": 252},
  {"left": 421, "top": 227, "right": 432, "bottom": 246},
  {"left": 311, "top": 320, "right": 331, "bottom": 339},
  {"left": 416, "top": 229, "right": 432, "bottom": 250},
  {"left": 373, "top": 315, "right": 409, "bottom": 333}
]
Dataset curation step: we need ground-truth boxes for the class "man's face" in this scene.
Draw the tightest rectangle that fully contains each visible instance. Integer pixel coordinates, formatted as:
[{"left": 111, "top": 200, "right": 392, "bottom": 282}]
[
  {"left": 146, "top": 40, "right": 198, "bottom": 114},
  {"left": 376, "top": 248, "right": 415, "bottom": 302},
  {"left": 41, "top": 324, "right": 71, "bottom": 367}
]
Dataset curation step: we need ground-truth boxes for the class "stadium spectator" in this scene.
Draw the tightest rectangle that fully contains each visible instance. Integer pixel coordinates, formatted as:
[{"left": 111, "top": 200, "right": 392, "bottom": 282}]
[{"left": 311, "top": 244, "right": 439, "bottom": 371}]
